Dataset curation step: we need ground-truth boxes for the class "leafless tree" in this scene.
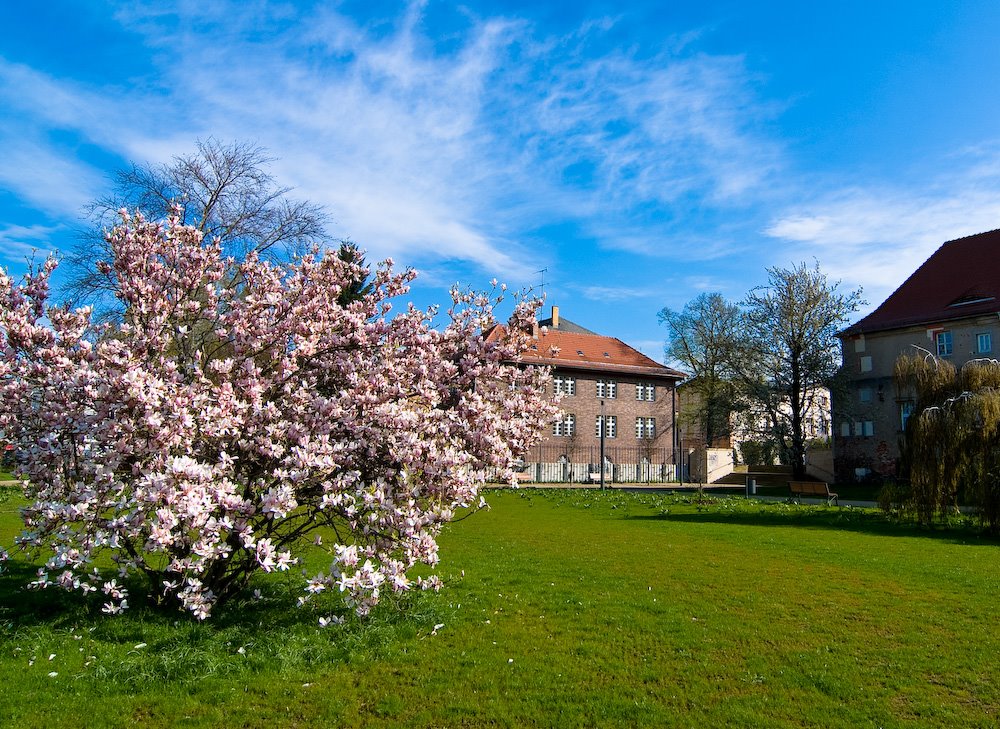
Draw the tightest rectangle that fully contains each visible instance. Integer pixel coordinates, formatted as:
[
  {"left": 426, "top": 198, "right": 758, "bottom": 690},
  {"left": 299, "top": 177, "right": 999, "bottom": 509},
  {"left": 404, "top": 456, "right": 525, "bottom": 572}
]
[
  {"left": 660, "top": 293, "right": 742, "bottom": 447},
  {"left": 735, "top": 262, "right": 864, "bottom": 479},
  {"left": 63, "top": 139, "right": 328, "bottom": 319}
]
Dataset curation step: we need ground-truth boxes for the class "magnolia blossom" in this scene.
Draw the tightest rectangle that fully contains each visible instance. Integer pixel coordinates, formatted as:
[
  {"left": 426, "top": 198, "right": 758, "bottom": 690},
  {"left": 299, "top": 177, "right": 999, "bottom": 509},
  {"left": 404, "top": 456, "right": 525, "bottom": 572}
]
[{"left": 0, "top": 210, "right": 555, "bottom": 619}]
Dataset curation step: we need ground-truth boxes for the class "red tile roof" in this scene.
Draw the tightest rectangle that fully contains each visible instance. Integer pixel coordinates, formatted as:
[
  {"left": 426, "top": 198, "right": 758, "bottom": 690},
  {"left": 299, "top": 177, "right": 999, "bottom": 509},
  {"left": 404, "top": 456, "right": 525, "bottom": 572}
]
[
  {"left": 487, "top": 324, "right": 685, "bottom": 381},
  {"left": 842, "top": 229, "right": 1000, "bottom": 336}
]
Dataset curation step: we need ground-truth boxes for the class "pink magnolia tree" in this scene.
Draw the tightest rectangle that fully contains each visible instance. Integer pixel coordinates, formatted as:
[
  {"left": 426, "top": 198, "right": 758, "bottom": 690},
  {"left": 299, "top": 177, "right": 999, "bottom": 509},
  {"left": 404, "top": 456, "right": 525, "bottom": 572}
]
[{"left": 0, "top": 211, "right": 555, "bottom": 620}]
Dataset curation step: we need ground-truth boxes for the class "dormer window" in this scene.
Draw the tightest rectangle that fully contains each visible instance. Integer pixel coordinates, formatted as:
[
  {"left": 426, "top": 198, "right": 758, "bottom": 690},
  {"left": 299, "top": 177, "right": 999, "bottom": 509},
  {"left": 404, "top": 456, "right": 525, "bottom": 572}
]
[{"left": 949, "top": 295, "right": 995, "bottom": 308}]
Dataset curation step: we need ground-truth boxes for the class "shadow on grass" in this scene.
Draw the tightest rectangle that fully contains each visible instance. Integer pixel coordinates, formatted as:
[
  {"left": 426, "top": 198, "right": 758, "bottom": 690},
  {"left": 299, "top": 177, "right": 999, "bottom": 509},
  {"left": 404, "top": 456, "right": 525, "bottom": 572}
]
[
  {"left": 0, "top": 559, "right": 435, "bottom": 629},
  {"left": 629, "top": 504, "right": 1000, "bottom": 546},
  {"left": 0, "top": 559, "right": 442, "bottom": 688}
]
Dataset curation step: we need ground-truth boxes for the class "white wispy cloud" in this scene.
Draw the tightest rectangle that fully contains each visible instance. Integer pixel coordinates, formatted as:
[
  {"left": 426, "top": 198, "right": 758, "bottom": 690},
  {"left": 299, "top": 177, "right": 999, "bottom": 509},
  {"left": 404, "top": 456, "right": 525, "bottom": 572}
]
[
  {"left": 0, "top": 136, "right": 102, "bottom": 219},
  {"left": 681, "top": 274, "right": 738, "bottom": 294},
  {"left": 573, "top": 284, "right": 663, "bottom": 303},
  {"left": 0, "top": 1, "right": 781, "bottom": 280},
  {"left": 765, "top": 160, "right": 1000, "bottom": 309},
  {"left": 0, "top": 223, "right": 63, "bottom": 264}
]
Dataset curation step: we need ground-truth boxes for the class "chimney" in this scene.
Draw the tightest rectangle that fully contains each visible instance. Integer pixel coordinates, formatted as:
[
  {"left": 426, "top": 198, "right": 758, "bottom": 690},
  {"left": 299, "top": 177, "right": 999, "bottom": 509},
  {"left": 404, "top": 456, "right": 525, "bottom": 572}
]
[{"left": 552, "top": 305, "right": 560, "bottom": 329}]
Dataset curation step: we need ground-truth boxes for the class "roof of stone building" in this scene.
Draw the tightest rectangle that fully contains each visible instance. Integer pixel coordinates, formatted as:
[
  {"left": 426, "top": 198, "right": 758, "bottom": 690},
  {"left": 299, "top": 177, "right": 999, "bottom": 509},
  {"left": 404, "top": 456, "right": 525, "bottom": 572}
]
[
  {"left": 535, "top": 314, "right": 597, "bottom": 335},
  {"left": 842, "top": 228, "right": 1000, "bottom": 336}
]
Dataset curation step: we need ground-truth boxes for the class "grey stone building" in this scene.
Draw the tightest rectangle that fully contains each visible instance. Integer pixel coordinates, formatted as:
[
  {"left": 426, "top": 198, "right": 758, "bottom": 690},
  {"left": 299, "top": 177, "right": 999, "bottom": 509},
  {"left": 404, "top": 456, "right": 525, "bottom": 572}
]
[{"left": 834, "top": 229, "right": 1000, "bottom": 481}]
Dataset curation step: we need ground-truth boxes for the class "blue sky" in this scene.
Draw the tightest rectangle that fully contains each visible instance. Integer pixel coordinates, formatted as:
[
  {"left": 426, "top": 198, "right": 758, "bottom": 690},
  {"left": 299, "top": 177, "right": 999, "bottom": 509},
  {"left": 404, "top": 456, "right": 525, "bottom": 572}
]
[{"left": 4, "top": 1, "right": 1000, "bottom": 360}]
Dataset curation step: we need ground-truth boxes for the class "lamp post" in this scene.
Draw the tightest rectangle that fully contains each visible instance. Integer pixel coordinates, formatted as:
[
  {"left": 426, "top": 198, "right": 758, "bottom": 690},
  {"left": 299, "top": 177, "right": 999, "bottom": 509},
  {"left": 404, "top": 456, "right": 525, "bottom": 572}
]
[
  {"left": 672, "top": 382, "right": 681, "bottom": 486},
  {"left": 599, "top": 398, "right": 606, "bottom": 490}
]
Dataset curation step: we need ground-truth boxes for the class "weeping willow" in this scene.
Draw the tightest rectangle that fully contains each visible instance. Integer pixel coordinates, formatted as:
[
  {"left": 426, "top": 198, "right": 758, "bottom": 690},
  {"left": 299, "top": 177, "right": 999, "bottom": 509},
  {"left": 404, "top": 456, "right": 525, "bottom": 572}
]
[{"left": 896, "top": 353, "right": 1000, "bottom": 532}]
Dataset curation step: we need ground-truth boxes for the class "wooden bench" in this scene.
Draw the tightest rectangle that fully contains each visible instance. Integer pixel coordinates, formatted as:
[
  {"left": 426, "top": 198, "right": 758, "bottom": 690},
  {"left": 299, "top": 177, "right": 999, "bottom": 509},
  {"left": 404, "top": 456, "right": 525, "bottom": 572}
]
[{"left": 788, "top": 480, "right": 839, "bottom": 506}]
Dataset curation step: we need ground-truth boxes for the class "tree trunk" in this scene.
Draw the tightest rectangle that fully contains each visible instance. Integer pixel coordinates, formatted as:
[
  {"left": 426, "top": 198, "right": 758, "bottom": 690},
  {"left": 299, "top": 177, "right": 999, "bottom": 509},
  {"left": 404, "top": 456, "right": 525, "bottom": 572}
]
[{"left": 789, "top": 352, "right": 807, "bottom": 480}]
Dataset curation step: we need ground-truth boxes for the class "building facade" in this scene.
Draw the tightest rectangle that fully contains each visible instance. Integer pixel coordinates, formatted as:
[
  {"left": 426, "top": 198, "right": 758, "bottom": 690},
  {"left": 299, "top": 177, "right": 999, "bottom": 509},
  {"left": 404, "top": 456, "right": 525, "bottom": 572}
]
[
  {"left": 834, "top": 230, "right": 1000, "bottom": 482},
  {"left": 489, "top": 306, "right": 685, "bottom": 482}
]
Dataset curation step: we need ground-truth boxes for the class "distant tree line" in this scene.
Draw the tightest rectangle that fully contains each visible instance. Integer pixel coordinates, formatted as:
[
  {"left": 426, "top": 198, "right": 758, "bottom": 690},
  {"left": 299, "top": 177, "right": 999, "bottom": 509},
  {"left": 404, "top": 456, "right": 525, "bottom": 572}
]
[{"left": 660, "top": 263, "right": 864, "bottom": 480}]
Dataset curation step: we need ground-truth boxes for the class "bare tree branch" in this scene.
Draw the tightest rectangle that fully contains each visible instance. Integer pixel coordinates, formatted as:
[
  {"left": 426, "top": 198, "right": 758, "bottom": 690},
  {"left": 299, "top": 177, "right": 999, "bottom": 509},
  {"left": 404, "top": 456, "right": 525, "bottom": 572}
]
[{"left": 63, "top": 138, "right": 329, "bottom": 319}]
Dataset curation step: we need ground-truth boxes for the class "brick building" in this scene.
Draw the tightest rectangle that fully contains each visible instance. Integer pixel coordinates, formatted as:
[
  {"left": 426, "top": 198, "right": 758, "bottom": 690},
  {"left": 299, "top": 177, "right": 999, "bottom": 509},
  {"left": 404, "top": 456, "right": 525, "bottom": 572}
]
[
  {"left": 488, "top": 306, "right": 685, "bottom": 482},
  {"left": 834, "top": 229, "right": 1000, "bottom": 481}
]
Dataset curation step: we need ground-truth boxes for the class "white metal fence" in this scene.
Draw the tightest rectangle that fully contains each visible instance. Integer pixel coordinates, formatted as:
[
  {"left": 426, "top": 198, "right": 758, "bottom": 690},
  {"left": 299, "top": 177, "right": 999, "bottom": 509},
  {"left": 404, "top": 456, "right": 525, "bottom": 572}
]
[{"left": 500, "top": 445, "right": 678, "bottom": 484}]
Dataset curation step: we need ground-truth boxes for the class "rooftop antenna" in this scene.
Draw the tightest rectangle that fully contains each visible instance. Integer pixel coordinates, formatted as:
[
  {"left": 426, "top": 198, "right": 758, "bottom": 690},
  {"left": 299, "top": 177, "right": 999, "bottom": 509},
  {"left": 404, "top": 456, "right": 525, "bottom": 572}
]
[{"left": 536, "top": 268, "right": 548, "bottom": 296}]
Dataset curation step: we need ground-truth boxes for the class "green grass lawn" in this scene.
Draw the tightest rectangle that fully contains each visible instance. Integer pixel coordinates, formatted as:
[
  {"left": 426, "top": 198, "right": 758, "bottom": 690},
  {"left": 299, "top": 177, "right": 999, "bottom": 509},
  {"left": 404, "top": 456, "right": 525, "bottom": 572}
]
[{"left": 1, "top": 487, "right": 998, "bottom": 728}]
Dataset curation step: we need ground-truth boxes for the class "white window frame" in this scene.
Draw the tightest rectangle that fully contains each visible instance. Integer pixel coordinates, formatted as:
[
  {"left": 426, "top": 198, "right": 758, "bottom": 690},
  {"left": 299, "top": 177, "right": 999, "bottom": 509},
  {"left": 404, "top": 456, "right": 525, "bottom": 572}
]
[
  {"left": 900, "top": 402, "right": 914, "bottom": 431},
  {"left": 596, "top": 380, "right": 617, "bottom": 399},
  {"left": 553, "top": 413, "right": 576, "bottom": 437},
  {"left": 553, "top": 375, "right": 576, "bottom": 396},
  {"left": 595, "top": 415, "right": 617, "bottom": 438},
  {"left": 936, "top": 330, "right": 953, "bottom": 357},
  {"left": 635, "top": 383, "right": 656, "bottom": 401},
  {"left": 978, "top": 332, "right": 992, "bottom": 354},
  {"left": 635, "top": 417, "right": 656, "bottom": 439}
]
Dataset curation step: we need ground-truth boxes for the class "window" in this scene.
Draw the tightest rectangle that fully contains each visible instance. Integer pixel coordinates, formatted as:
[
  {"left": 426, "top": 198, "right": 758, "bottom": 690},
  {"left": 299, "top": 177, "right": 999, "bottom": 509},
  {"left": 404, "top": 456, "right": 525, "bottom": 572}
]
[
  {"left": 553, "top": 375, "right": 576, "bottom": 396},
  {"left": 595, "top": 415, "right": 617, "bottom": 438},
  {"left": 635, "top": 417, "right": 656, "bottom": 439},
  {"left": 840, "top": 422, "right": 852, "bottom": 437},
  {"left": 860, "top": 356, "right": 873, "bottom": 373},
  {"left": 635, "top": 383, "right": 656, "bottom": 401},
  {"left": 900, "top": 402, "right": 914, "bottom": 431},
  {"left": 854, "top": 420, "right": 874, "bottom": 437},
  {"left": 859, "top": 387, "right": 873, "bottom": 403},
  {"left": 595, "top": 380, "right": 617, "bottom": 399},
  {"left": 936, "top": 330, "right": 953, "bottom": 357},
  {"left": 553, "top": 413, "right": 575, "bottom": 437},
  {"left": 978, "top": 332, "right": 992, "bottom": 354},
  {"left": 854, "top": 336, "right": 866, "bottom": 353}
]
